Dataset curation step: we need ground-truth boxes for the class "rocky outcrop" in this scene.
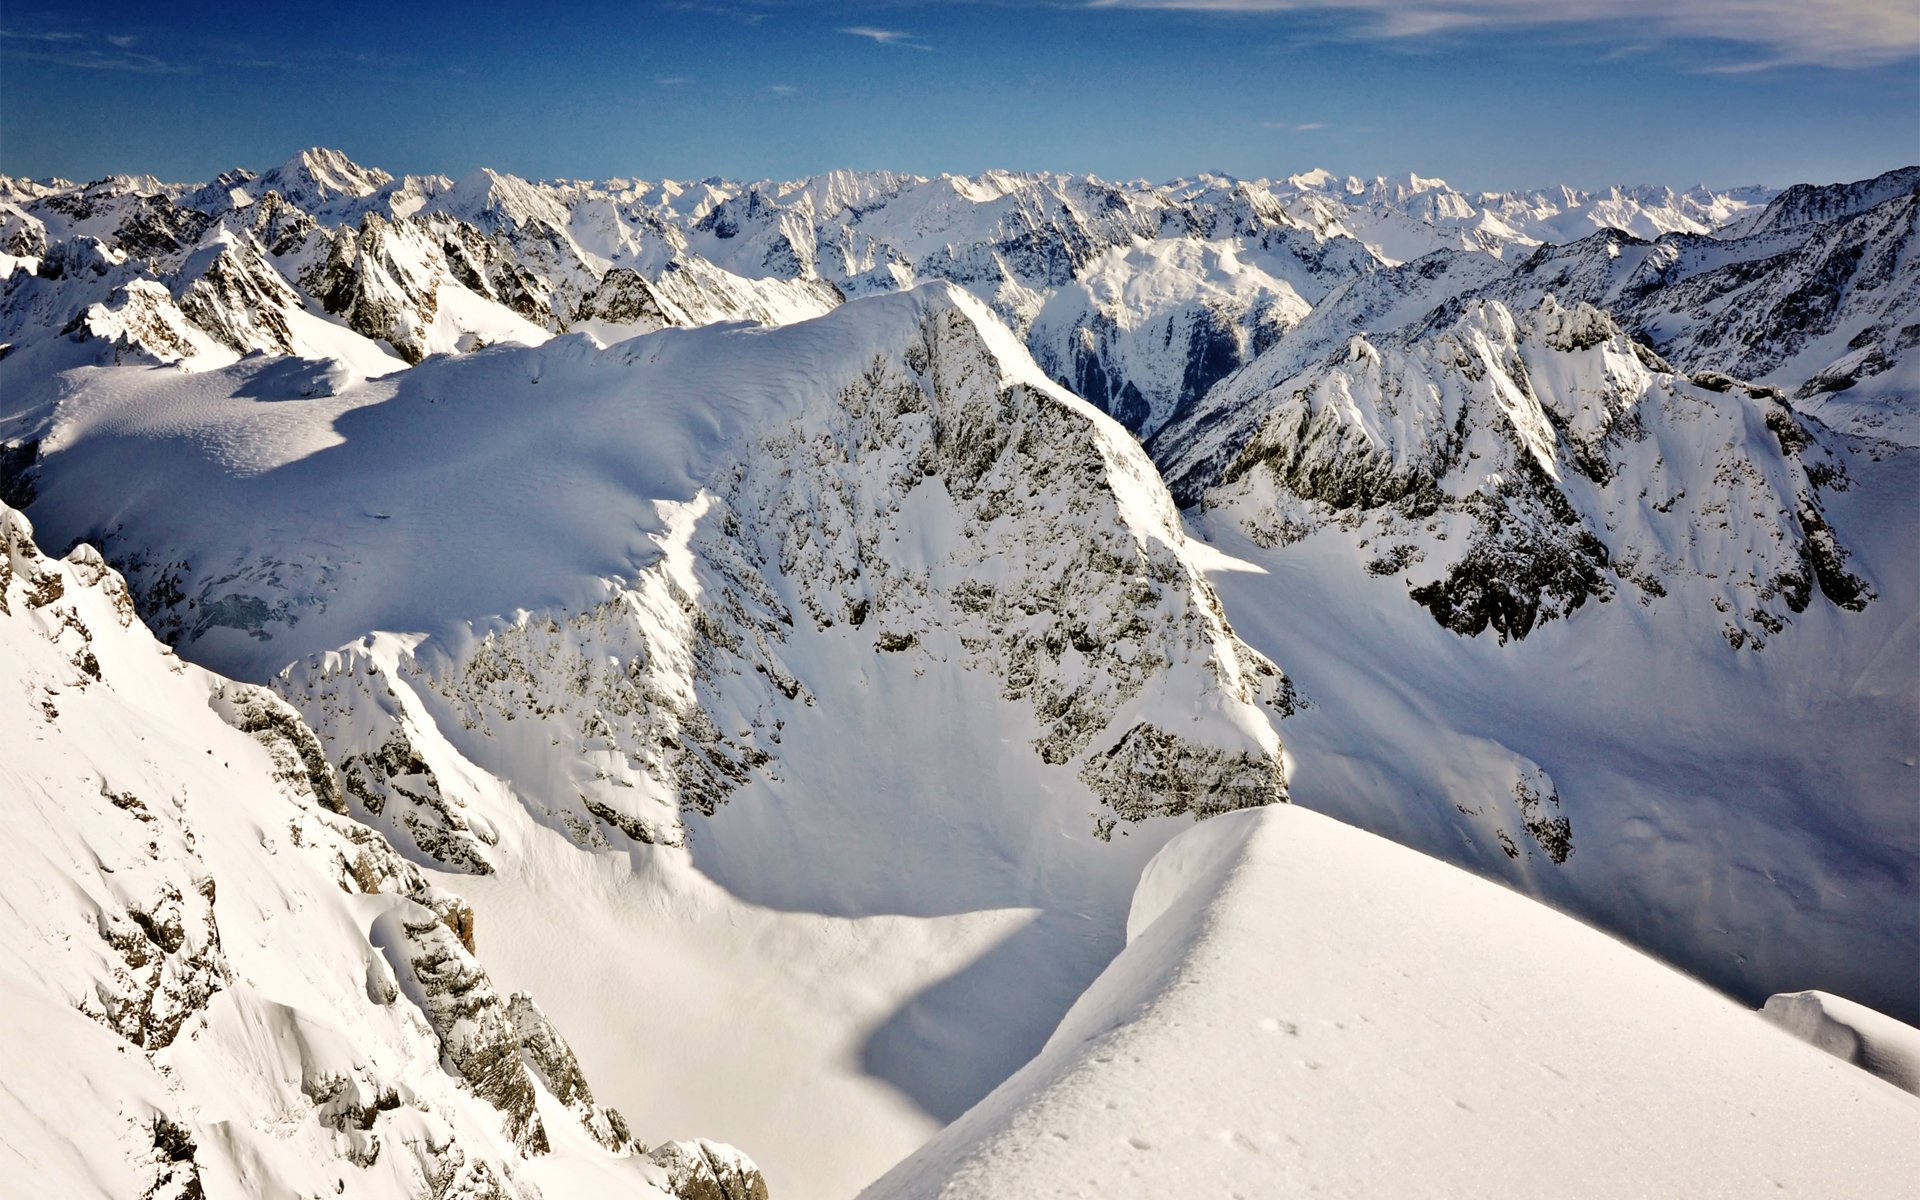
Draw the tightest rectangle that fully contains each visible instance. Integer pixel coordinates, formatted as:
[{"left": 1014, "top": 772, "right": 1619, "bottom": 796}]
[
  {"left": 648, "top": 1140, "right": 771, "bottom": 1200},
  {"left": 576, "top": 266, "right": 687, "bottom": 334},
  {"left": 228, "top": 291, "right": 1295, "bottom": 861},
  {"left": 1186, "top": 296, "right": 1870, "bottom": 648},
  {"left": 2, "top": 502, "right": 729, "bottom": 1199},
  {"left": 303, "top": 211, "right": 443, "bottom": 362}
]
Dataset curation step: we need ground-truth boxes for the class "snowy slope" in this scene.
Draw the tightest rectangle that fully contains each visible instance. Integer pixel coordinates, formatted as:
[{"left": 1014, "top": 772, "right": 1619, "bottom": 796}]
[
  {"left": 4, "top": 150, "right": 1915, "bottom": 1199},
  {"left": 0, "top": 504, "right": 760, "bottom": 1200},
  {"left": 6, "top": 283, "right": 1296, "bottom": 1197},
  {"left": 864, "top": 805, "right": 1920, "bottom": 1199},
  {"left": 1147, "top": 290, "right": 1918, "bottom": 1021}
]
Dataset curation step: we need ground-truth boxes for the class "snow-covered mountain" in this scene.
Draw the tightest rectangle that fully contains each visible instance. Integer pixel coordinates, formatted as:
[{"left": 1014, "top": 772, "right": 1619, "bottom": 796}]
[
  {"left": 0, "top": 149, "right": 1802, "bottom": 443},
  {"left": 10, "top": 284, "right": 1290, "bottom": 859},
  {"left": 3, "top": 150, "right": 1916, "bottom": 1199},
  {"left": 4, "top": 282, "right": 1300, "bottom": 1195},
  {"left": 0, "top": 502, "right": 765, "bottom": 1200},
  {"left": 1150, "top": 285, "right": 1915, "bottom": 1022}
]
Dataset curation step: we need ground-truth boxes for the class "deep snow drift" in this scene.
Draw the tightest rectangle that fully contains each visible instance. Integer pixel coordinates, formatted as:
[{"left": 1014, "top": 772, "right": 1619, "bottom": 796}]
[{"left": 866, "top": 805, "right": 1920, "bottom": 1199}]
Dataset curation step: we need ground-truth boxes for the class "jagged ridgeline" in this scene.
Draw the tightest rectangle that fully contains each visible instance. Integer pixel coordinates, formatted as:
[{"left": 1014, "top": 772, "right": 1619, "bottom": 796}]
[
  {"left": 0, "top": 504, "right": 766, "bottom": 1200},
  {"left": 14, "top": 151, "right": 1907, "bottom": 452},
  {"left": 9, "top": 284, "right": 1293, "bottom": 874},
  {"left": 3, "top": 147, "right": 1917, "bottom": 1196},
  {"left": 1165, "top": 295, "right": 1873, "bottom": 647}
]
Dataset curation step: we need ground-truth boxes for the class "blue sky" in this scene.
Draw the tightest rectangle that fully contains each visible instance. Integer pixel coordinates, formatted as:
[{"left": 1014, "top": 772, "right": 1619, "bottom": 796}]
[{"left": 2, "top": 1, "right": 1915, "bottom": 191}]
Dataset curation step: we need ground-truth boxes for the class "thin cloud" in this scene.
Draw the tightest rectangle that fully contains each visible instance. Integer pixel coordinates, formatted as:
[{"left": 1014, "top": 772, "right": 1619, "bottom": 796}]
[
  {"left": 656, "top": 75, "right": 695, "bottom": 86},
  {"left": 770, "top": 84, "right": 800, "bottom": 95},
  {"left": 1262, "top": 120, "right": 1327, "bottom": 131},
  {"left": 1087, "top": 0, "right": 1920, "bottom": 69},
  {"left": 1, "top": 27, "right": 188, "bottom": 73},
  {"left": 842, "top": 26, "right": 931, "bottom": 49},
  {"left": 107, "top": 34, "right": 138, "bottom": 48}
]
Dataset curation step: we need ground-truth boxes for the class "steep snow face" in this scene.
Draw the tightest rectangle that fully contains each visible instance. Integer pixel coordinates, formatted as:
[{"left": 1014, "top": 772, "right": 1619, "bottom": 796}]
[
  {"left": 15, "top": 285, "right": 1290, "bottom": 863},
  {"left": 0, "top": 504, "right": 761, "bottom": 1200},
  {"left": 8, "top": 283, "right": 1294, "bottom": 1196},
  {"left": 863, "top": 805, "right": 1920, "bottom": 1200}
]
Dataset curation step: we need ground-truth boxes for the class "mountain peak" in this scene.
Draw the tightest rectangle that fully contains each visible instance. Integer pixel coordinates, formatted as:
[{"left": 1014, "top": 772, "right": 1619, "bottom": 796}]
[{"left": 263, "top": 147, "right": 393, "bottom": 204}]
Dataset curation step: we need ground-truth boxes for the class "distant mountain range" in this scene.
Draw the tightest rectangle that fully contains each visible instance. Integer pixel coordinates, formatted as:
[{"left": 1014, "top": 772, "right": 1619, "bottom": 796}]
[{"left": 3, "top": 152, "right": 1914, "bottom": 1200}]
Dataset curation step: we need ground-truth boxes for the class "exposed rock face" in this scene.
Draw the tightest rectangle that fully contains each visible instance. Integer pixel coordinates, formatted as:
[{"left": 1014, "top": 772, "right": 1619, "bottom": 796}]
[
  {"left": 507, "top": 992, "right": 636, "bottom": 1151},
  {"left": 174, "top": 235, "right": 304, "bottom": 355},
  {"left": 384, "top": 903, "right": 548, "bottom": 1153},
  {"left": 208, "top": 678, "right": 345, "bottom": 811},
  {"left": 576, "top": 266, "right": 686, "bottom": 334},
  {"left": 303, "top": 211, "right": 444, "bottom": 362},
  {"left": 1, "top": 502, "right": 735, "bottom": 1199},
  {"left": 1174, "top": 296, "right": 1870, "bottom": 649},
  {"left": 648, "top": 1140, "right": 771, "bottom": 1200},
  {"left": 213, "top": 290, "right": 1294, "bottom": 860},
  {"left": 1722, "top": 164, "right": 1920, "bottom": 238},
  {"left": 1079, "top": 723, "right": 1287, "bottom": 840}
]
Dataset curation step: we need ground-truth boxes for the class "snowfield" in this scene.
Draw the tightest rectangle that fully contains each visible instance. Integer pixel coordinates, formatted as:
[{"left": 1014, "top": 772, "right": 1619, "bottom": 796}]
[{"left": 866, "top": 805, "right": 1920, "bottom": 1199}]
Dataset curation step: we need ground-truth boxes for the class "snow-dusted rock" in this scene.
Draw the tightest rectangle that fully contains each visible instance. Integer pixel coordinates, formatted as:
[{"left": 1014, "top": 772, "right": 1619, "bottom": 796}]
[
  {"left": 647, "top": 1140, "right": 770, "bottom": 1200},
  {"left": 0, "top": 502, "right": 751, "bottom": 1199},
  {"left": 12, "top": 285, "right": 1291, "bottom": 863},
  {"left": 1176, "top": 295, "right": 1870, "bottom": 648}
]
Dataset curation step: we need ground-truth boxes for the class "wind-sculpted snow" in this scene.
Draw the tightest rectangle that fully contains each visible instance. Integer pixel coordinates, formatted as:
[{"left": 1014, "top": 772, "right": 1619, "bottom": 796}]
[
  {"left": 0, "top": 504, "right": 762, "bottom": 1200},
  {"left": 10, "top": 284, "right": 1291, "bottom": 866},
  {"left": 1761, "top": 990, "right": 1920, "bottom": 1096},
  {"left": 863, "top": 806, "right": 1920, "bottom": 1199}
]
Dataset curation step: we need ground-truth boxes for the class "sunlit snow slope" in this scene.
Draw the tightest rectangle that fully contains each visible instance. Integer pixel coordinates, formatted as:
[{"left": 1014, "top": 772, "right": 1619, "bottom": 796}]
[
  {"left": 6, "top": 283, "right": 1294, "bottom": 1198},
  {"left": 0, "top": 504, "right": 763, "bottom": 1200},
  {"left": 866, "top": 805, "right": 1920, "bottom": 1199}
]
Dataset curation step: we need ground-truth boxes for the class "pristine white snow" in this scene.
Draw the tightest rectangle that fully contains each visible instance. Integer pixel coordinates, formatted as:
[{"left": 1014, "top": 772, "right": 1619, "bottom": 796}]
[
  {"left": 866, "top": 804, "right": 1920, "bottom": 1199},
  {"left": 8, "top": 283, "right": 1294, "bottom": 1198},
  {"left": 1182, "top": 437, "right": 1919, "bottom": 1024}
]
